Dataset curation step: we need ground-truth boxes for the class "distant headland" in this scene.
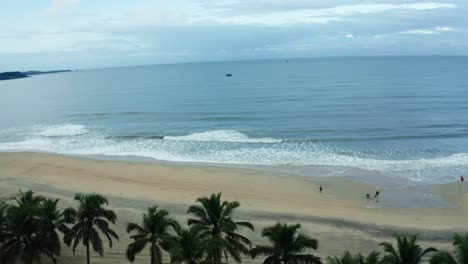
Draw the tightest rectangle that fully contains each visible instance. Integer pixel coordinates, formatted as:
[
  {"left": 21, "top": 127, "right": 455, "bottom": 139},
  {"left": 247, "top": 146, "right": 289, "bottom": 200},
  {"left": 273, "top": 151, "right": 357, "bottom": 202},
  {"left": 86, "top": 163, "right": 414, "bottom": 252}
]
[{"left": 0, "top": 70, "right": 71, "bottom": 81}]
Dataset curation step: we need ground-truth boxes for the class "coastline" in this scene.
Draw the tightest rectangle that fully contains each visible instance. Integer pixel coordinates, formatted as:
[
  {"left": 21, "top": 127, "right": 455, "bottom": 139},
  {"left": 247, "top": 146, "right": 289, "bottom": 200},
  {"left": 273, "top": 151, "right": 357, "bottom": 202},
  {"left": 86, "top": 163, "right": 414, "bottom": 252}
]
[{"left": 1, "top": 152, "right": 467, "bottom": 263}]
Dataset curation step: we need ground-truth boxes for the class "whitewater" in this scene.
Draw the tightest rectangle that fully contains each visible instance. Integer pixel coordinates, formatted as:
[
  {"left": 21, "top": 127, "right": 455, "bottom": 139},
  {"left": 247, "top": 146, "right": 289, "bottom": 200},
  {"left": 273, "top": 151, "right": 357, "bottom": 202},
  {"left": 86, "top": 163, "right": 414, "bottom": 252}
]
[{"left": 0, "top": 124, "right": 466, "bottom": 185}]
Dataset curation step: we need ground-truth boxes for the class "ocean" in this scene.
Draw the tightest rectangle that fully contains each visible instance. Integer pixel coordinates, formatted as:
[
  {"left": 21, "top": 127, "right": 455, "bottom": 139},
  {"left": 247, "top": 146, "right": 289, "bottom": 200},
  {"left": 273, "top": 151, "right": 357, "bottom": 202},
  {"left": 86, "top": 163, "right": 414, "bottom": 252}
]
[{"left": 1, "top": 56, "right": 468, "bottom": 187}]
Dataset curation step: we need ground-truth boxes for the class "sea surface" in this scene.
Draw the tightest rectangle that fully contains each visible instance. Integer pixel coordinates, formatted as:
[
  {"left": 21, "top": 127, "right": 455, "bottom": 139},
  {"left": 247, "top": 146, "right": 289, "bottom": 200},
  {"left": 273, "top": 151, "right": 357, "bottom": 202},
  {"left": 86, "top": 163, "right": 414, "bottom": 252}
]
[{"left": 1, "top": 56, "right": 468, "bottom": 187}]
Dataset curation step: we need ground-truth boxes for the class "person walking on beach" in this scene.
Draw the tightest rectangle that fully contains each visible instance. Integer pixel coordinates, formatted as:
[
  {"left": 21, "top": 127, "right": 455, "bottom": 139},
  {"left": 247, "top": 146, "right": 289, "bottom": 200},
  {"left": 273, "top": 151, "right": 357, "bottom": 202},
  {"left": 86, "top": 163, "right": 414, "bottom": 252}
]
[
  {"left": 319, "top": 185, "right": 323, "bottom": 193},
  {"left": 374, "top": 191, "right": 380, "bottom": 202},
  {"left": 462, "top": 176, "right": 465, "bottom": 182}
]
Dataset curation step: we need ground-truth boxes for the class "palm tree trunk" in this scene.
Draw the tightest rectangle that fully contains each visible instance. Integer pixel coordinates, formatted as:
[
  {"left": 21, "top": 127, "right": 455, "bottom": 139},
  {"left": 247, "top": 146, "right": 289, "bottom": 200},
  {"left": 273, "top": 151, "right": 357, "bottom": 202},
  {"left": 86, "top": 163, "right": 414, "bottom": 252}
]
[
  {"left": 86, "top": 239, "right": 91, "bottom": 264},
  {"left": 150, "top": 242, "right": 155, "bottom": 264}
]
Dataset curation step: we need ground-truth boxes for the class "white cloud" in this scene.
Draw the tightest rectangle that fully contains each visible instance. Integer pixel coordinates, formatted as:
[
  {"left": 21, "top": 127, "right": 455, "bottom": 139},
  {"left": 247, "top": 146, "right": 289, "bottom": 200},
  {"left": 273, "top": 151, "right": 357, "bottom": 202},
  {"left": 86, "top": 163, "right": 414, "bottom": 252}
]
[
  {"left": 401, "top": 29, "right": 436, "bottom": 34},
  {"left": 94, "top": 1, "right": 458, "bottom": 27},
  {"left": 435, "top": 26, "right": 455, "bottom": 32},
  {"left": 323, "top": 3, "right": 456, "bottom": 15},
  {"left": 190, "top": 2, "right": 457, "bottom": 26},
  {"left": 401, "top": 26, "right": 457, "bottom": 34},
  {"left": 43, "top": 0, "right": 80, "bottom": 16},
  {"left": 206, "top": 14, "right": 342, "bottom": 26}
]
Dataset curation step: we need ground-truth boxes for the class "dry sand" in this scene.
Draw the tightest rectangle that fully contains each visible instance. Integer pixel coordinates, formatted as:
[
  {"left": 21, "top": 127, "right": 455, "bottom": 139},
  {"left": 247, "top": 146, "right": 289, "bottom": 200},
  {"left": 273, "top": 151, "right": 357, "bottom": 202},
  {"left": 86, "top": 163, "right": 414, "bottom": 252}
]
[{"left": 0, "top": 152, "right": 467, "bottom": 264}]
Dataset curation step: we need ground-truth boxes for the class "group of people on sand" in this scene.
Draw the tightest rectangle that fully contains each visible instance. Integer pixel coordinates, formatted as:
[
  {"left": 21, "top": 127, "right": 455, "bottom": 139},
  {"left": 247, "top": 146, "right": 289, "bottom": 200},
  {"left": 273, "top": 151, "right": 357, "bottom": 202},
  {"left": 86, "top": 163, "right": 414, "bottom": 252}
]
[
  {"left": 367, "top": 191, "right": 380, "bottom": 202},
  {"left": 318, "top": 185, "right": 381, "bottom": 202},
  {"left": 318, "top": 176, "right": 465, "bottom": 203}
]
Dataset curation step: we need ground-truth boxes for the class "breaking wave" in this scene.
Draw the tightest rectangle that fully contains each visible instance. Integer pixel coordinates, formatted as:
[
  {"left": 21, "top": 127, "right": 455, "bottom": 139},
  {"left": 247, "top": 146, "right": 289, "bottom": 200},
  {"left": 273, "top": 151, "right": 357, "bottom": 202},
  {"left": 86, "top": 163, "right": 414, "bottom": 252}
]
[{"left": 1, "top": 124, "right": 467, "bottom": 184}]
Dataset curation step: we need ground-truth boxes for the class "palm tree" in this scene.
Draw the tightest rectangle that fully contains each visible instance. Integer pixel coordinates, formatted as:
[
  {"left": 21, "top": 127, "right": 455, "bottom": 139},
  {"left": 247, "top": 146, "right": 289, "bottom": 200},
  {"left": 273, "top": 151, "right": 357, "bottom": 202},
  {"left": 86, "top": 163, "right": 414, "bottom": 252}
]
[
  {"left": 251, "top": 222, "right": 321, "bottom": 264},
  {"left": 430, "top": 233, "right": 468, "bottom": 264},
  {"left": 187, "top": 193, "right": 254, "bottom": 263},
  {"left": 39, "top": 198, "right": 76, "bottom": 263},
  {"left": 65, "top": 193, "right": 119, "bottom": 264},
  {"left": 126, "top": 206, "right": 180, "bottom": 264},
  {"left": 357, "top": 251, "right": 382, "bottom": 264},
  {"left": 0, "top": 201, "right": 8, "bottom": 243},
  {"left": 380, "top": 234, "right": 436, "bottom": 264},
  {"left": 0, "top": 200, "right": 9, "bottom": 262},
  {"left": 0, "top": 190, "right": 63, "bottom": 264},
  {"left": 328, "top": 251, "right": 381, "bottom": 264},
  {"left": 169, "top": 226, "right": 206, "bottom": 264},
  {"left": 327, "top": 251, "right": 358, "bottom": 264}
]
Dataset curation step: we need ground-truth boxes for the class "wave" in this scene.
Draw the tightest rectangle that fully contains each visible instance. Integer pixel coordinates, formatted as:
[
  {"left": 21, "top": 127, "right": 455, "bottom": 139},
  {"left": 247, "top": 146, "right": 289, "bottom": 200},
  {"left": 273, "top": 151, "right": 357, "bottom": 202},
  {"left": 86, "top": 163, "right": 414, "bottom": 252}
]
[
  {"left": 110, "top": 135, "right": 165, "bottom": 140},
  {"left": 1, "top": 135, "right": 468, "bottom": 173},
  {"left": 34, "top": 124, "right": 88, "bottom": 137},
  {"left": 165, "top": 130, "right": 282, "bottom": 143},
  {"left": 67, "top": 112, "right": 148, "bottom": 117},
  {"left": 1, "top": 124, "right": 467, "bottom": 184},
  {"left": 284, "top": 133, "right": 468, "bottom": 143}
]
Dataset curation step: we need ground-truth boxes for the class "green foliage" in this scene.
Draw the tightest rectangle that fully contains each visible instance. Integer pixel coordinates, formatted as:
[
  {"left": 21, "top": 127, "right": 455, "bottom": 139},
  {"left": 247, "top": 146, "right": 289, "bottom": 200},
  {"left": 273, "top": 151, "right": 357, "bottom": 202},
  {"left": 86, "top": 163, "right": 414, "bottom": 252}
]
[
  {"left": 251, "top": 222, "right": 321, "bottom": 264},
  {"left": 65, "top": 193, "right": 119, "bottom": 264},
  {"left": 187, "top": 192, "right": 254, "bottom": 263},
  {"left": 0, "top": 190, "right": 73, "bottom": 264},
  {"left": 380, "top": 234, "right": 436, "bottom": 264},
  {"left": 1, "top": 189, "right": 466, "bottom": 264},
  {"left": 327, "top": 251, "right": 358, "bottom": 264},
  {"left": 327, "top": 251, "right": 382, "bottom": 264},
  {"left": 358, "top": 251, "right": 382, "bottom": 264},
  {"left": 126, "top": 206, "right": 180, "bottom": 264},
  {"left": 169, "top": 226, "right": 207, "bottom": 264},
  {"left": 431, "top": 233, "right": 468, "bottom": 264}
]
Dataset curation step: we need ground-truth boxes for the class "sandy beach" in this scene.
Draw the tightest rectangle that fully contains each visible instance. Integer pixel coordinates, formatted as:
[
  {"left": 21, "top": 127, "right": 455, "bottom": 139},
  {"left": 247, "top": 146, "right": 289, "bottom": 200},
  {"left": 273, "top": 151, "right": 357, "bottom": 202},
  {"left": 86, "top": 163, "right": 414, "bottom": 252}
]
[{"left": 0, "top": 152, "right": 467, "bottom": 264}]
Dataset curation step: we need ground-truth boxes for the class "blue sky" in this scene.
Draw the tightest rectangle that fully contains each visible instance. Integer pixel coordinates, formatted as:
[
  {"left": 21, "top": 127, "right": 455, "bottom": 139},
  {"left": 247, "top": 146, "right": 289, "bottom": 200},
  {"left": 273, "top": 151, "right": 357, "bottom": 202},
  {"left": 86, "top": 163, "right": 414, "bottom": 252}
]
[{"left": 1, "top": 0, "right": 467, "bottom": 70}]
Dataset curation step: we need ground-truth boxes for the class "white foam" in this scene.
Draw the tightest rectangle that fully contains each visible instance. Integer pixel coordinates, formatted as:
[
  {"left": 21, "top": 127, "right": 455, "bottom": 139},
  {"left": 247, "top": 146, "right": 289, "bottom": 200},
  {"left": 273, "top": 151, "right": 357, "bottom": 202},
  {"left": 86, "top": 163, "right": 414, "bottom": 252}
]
[
  {"left": 165, "top": 130, "right": 281, "bottom": 143},
  {"left": 35, "top": 124, "right": 88, "bottom": 137},
  {"left": 1, "top": 126, "right": 468, "bottom": 184}
]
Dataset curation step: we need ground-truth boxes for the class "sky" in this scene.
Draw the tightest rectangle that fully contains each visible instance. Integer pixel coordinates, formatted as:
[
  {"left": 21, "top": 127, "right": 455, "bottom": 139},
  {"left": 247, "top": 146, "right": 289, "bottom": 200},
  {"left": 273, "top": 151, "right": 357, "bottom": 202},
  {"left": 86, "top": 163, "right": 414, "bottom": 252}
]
[{"left": 1, "top": 0, "right": 467, "bottom": 71}]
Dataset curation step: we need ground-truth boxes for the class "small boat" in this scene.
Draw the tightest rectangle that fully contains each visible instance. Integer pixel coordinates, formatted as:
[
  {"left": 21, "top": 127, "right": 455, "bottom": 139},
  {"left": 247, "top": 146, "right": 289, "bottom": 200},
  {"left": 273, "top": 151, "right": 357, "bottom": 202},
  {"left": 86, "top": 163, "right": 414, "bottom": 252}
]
[{"left": 225, "top": 73, "right": 232, "bottom": 77}]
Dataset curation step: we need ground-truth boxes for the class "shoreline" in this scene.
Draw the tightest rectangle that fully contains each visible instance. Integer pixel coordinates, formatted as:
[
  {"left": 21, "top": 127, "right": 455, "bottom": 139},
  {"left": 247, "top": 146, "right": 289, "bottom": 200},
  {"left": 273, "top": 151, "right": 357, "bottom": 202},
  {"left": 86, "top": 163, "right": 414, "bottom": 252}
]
[
  {"left": 0, "top": 149, "right": 455, "bottom": 189},
  {"left": 1, "top": 151, "right": 467, "bottom": 262}
]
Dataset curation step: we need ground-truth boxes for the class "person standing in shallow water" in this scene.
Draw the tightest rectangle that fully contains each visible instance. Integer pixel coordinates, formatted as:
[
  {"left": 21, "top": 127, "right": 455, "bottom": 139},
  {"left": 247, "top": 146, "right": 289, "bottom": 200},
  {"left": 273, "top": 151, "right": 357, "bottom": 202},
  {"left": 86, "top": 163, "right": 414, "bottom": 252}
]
[
  {"left": 462, "top": 176, "right": 465, "bottom": 182},
  {"left": 319, "top": 185, "right": 322, "bottom": 193},
  {"left": 374, "top": 191, "right": 380, "bottom": 202}
]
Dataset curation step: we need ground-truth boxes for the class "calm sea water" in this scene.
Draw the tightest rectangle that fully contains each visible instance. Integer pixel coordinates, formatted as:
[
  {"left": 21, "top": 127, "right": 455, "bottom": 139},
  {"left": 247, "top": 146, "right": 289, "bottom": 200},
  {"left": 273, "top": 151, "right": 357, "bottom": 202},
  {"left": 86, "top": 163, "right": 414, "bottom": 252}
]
[{"left": 1, "top": 56, "right": 468, "bottom": 185}]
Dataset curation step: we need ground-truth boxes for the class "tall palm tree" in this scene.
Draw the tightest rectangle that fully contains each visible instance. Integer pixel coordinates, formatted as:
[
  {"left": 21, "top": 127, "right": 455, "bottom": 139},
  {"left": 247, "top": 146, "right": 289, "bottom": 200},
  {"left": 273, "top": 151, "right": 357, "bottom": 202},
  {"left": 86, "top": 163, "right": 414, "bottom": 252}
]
[
  {"left": 250, "top": 222, "right": 321, "bottom": 264},
  {"left": 39, "top": 198, "right": 76, "bottom": 263},
  {"left": 65, "top": 193, "right": 119, "bottom": 264},
  {"left": 169, "top": 226, "right": 206, "bottom": 264},
  {"left": 187, "top": 193, "right": 254, "bottom": 263},
  {"left": 380, "top": 234, "right": 436, "bottom": 264},
  {"left": 430, "top": 233, "right": 468, "bottom": 264},
  {"left": 126, "top": 206, "right": 180, "bottom": 264},
  {"left": 0, "top": 190, "right": 62, "bottom": 264},
  {"left": 0, "top": 201, "right": 8, "bottom": 243},
  {"left": 328, "top": 251, "right": 358, "bottom": 264}
]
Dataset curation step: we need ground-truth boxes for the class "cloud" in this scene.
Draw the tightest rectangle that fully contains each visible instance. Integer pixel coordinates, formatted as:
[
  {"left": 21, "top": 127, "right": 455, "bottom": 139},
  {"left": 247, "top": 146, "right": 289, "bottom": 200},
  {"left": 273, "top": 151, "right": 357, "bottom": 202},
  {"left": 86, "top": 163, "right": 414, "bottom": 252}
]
[
  {"left": 402, "top": 29, "right": 437, "bottom": 34},
  {"left": 206, "top": 14, "right": 342, "bottom": 26},
  {"left": 401, "top": 26, "right": 457, "bottom": 34},
  {"left": 435, "top": 26, "right": 455, "bottom": 32},
  {"left": 197, "top": 1, "right": 457, "bottom": 14},
  {"left": 43, "top": 0, "right": 80, "bottom": 16},
  {"left": 191, "top": 2, "right": 457, "bottom": 26},
  {"left": 87, "top": 1, "right": 458, "bottom": 28},
  {"left": 321, "top": 3, "right": 456, "bottom": 16},
  {"left": 1, "top": 0, "right": 466, "bottom": 70}
]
